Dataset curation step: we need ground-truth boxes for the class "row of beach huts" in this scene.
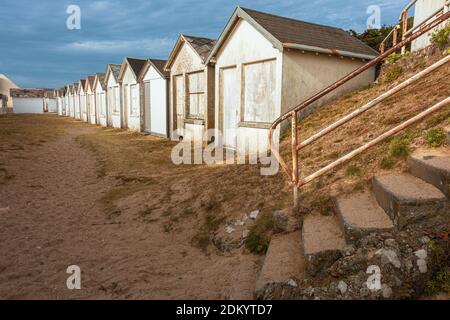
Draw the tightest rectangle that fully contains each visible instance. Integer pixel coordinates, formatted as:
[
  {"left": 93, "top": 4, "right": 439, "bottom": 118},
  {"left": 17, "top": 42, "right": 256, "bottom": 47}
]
[{"left": 13, "top": 7, "right": 381, "bottom": 151}]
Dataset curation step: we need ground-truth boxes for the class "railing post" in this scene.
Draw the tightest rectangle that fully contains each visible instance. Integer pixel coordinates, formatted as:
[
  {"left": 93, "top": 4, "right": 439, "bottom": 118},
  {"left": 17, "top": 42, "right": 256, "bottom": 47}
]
[
  {"left": 401, "top": 12, "right": 409, "bottom": 54},
  {"left": 291, "top": 112, "right": 299, "bottom": 208},
  {"left": 393, "top": 26, "right": 398, "bottom": 48}
]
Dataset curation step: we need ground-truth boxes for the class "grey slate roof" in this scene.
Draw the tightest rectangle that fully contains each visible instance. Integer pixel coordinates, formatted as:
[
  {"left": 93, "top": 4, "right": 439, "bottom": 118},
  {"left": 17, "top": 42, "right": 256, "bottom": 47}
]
[
  {"left": 149, "top": 59, "right": 169, "bottom": 78},
  {"left": 183, "top": 35, "right": 217, "bottom": 61},
  {"left": 241, "top": 7, "right": 379, "bottom": 56}
]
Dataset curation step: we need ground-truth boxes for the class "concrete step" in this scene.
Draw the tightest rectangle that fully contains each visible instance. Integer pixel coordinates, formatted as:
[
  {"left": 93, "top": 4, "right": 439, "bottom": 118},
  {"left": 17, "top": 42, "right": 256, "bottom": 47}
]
[
  {"left": 373, "top": 173, "right": 448, "bottom": 229},
  {"left": 408, "top": 149, "right": 450, "bottom": 197},
  {"left": 336, "top": 191, "right": 394, "bottom": 243},
  {"left": 302, "top": 213, "right": 346, "bottom": 276},
  {"left": 255, "top": 231, "right": 305, "bottom": 298}
]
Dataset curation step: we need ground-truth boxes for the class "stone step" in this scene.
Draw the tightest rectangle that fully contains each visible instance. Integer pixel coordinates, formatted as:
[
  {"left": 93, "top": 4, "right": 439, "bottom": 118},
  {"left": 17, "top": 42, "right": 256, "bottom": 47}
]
[
  {"left": 255, "top": 231, "right": 305, "bottom": 299},
  {"left": 373, "top": 173, "right": 448, "bottom": 229},
  {"left": 408, "top": 149, "right": 450, "bottom": 197},
  {"left": 336, "top": 191, "right": 394, "bottom": 243},
  {"left": 302, "top": 213, "right": 346, "bottom": 276}
]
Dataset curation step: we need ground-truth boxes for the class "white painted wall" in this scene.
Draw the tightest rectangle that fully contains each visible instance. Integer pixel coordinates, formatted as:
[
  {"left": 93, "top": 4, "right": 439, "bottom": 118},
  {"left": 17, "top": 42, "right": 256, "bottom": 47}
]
[
  {"left": 95, "top": 81, "right": 107, "bottom": 127},
  {"left": 169, "top": 41, "right": 212, "bottom": 141},
  {"left": 47, "top": 98, "right": 57, "bottom": 113},
  {"left": 281, "top": 50, "right": 376, "bottom": 122},
  {"left": 412, "top": 0, "right": 448, "bottom": 51},
  {"left": 214, "top": 19, "right": 283, "bottom": 152},
  {"left": 74, "top": 94, "right": 81, "bottom": 120},
  {"left": 142, "top": 66, "right": 168, "bottom": 137},
  {"left": 122, "top": 66, "right": 141, "bottom": 132},
  {"left": 13, "top": 98, "right": 44, "bottom": 114},
  {"left": 107, "top": 74, "right": 121, "bottom": 128}
]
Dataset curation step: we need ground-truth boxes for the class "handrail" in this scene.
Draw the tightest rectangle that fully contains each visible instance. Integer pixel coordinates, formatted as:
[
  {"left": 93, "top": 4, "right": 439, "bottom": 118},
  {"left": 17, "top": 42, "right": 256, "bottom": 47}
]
[
  {"left": 380, "top": 0, "right": 449, "bottom": 53},
  {"left": 297, "top": 55, "right": 450, "bottom": 151},
  {"left": 268, "top": 12, "right": 450, "bottom": 206}
]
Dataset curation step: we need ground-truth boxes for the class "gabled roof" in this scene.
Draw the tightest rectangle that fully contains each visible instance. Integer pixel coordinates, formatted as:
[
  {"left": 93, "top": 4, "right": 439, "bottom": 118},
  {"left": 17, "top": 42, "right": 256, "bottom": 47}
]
[
  {"left": 73, "top": 83, "right": 79, "bottom": 94},
  {"left": 78, "top": 79, "right": 86, "bottom": 94},
  {"left": 164, "top": 34, "right": 216, "bottom": 71},
  {"left": 104, "top": 64, "right": 121, "bottom": 85},
  {"left": 137, "top": 59, "right": 169, "bottom": 82},
  {"left": 93, "top": 73, "right": 106, "bottom": 91},
  {"left": 118, "top": 57, "right": 147, "bottom": 81},
  {"left": 206, "top": 6, "right": 379, "bottom": 64},
  {"left": 85, "top": 76, "right": 95, "bottom": 92},
  {"left": 10, "top": 88, "right": 45, "bottom": 98}
]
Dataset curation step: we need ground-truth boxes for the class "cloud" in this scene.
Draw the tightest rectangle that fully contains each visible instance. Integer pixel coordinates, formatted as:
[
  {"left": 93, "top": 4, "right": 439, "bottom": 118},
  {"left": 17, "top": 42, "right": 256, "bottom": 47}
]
[{"left": 60, "top": 38, "right": 174, "bottom": 54}]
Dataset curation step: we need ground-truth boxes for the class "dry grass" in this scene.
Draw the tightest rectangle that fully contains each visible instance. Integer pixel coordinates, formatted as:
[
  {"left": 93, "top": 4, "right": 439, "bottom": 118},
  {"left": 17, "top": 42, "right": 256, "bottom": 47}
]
[
  {"left": 279, "top": 47, "right": 450, "bottom": 209},
  {"left": 0, "top": 114, "right": 69, "bottom": 152},
  {"left": 76, "top": 127, "right": 291, "bottom": 248}
]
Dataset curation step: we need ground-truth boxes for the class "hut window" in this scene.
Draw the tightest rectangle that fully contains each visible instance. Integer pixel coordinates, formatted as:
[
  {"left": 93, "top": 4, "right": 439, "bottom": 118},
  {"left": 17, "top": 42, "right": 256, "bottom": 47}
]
[
  {"left": 243, "top": 59, "right": 276, "bottom": 123},
  {"left": 187, "top": 71, "right": 205, "bottom": 118},
  {"left": 114, "top": 86, "right": 120, "bottom": 113},
  {"left": 130, "top": 84, "right": 139, "bottom": 115}
]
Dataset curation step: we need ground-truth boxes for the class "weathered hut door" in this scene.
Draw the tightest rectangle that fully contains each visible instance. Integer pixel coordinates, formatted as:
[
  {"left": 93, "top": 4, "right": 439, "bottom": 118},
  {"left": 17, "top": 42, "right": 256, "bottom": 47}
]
[
  {"left": 144, "top": 81, "right": 151, "bottom": 133},
  {"left": 221, "top": 67, "right": 238, "bottom": 149},
  {"left": 174, "top": 75, "right": 184, "bottom": 132}
]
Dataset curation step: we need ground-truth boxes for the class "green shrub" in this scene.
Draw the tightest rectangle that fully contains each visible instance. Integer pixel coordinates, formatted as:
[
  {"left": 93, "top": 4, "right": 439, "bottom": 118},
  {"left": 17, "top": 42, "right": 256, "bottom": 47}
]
[
  {"left": 380, "top": 156, "right": 396, "bottom": 169},
  {"left": 346, "top": 164, "right": 361, "bottom": 176},
  {"left": 431, "top": 24, "right": 450, "bottom": 49},
  {"left": 385, "top": 66, "right": 403, "bottom": 83},
  {"left": 443, "top": 48, "right": 450, "bottom": 56},
  {"left": 389, "top": 136, "right": 411, "bottom": 158},
  {"left": 245, "top": 213, "right": 273, "bottom": 254},
  {"left": 386, "top": 53, "right": 404, "bottom": 64},
  {"left": 424, "top": 127, "right": 446, "bottom": 148}
]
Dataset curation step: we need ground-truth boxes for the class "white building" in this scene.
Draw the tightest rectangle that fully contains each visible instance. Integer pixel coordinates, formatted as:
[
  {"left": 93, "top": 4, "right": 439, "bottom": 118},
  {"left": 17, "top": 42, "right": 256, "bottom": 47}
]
[
  {"left": 205, "top": 7, "right": 378, "bottom": 152},
  {"left": 411, "top": 0, "right": 449, "bottom": 52},
  {"left": 105, "top": 64, "right": 122, "bottom": 128},
  {"left": 137, "top": 59, "right": 170, "bottom": 137},
  {"left": 85, "top": 76, "right": 96, "bottom": 124},
  {"left": 44, "top": 90, "right": 57, "bottom": 113},
  {"left": 118, "top": 57, "right": 147, "bottom": 132},
  {"left": 93, "top": 73, "right": 108, "bottom": 127},
  {"left": 10, "top": 88, "right": 45, "bottom": 113},
  {"left": 73, "top": 83, "right": 81, "bottom": 120},
  {"left": 78, "top": 79, "right": 87, "bottom": 122},
  {"left": 67, "top": 84, "right": 75, "bottom": 118},
  {"left": 56, "top": 88, "right": 65, "bottom": 116},
  {"left": 164, "top": 35, "right": 217, "bottom": 142},
  {"left": 64, "top": 87, "right": 69, "bottom": 116}
]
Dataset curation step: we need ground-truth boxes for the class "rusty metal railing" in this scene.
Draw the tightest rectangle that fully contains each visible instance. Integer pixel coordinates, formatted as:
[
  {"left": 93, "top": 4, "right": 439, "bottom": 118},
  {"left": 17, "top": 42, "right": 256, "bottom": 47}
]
[
  {"left": 380, "top": 0, "right": 449, "bottom": 54},
  {"left": 268, "top": 12, "right": 450, "bottom": 206}
]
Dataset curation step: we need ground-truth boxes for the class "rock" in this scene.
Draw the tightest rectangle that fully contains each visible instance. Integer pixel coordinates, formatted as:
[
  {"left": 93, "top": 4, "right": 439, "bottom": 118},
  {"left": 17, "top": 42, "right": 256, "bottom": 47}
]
[
  {"left": 234, "top": 219, "right": 245, "bottom": 226},
  {"left": 242, "top": 229, "right": 250, "bottom": 238},
  {"left": 381, "top": 285, "right": 393, "bottom": 299},
  {"left": 415, "top": 249, "right": 427, "bottom": 260},
  {"left": 337, "top": 281, "right": 348, "bottom": 295},
  {"left": 417, "top": 259, "right": 428, "bottom": 274},
  {"left": 375, "top": 249, "right": 401, "bottom": 269},
  {"left": 287, "top": 278, "right": 298, "bottom": 287},
  {"left": 343, "top": 245, "right": 356, "bottom": 256},
  {"left": 226, "top": 226, "right": 235, "bottom": 234},
  {"left": 249, "top": 210, "right": 259, "bottom": 220},
  {"left": 273, "top": 210, "right": 298, "bottom": 234},
  {"left": 384, "top": 239, "right": 398, "bottom": 249},
  {"left": 420, "top": 236, "right": 431, "bottom": 244}
]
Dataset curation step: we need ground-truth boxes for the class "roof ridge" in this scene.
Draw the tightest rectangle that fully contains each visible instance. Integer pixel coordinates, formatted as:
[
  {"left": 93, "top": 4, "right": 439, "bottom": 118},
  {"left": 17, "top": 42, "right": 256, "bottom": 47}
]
[{"left": 240, "top": 6, "right": 345, "bottom": 33}]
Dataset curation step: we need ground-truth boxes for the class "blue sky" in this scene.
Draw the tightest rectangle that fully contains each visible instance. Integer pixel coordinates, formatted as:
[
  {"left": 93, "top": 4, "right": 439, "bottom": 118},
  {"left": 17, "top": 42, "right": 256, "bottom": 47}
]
[{"left": 0, "top": 0, "right": 410, "bottom": 88}]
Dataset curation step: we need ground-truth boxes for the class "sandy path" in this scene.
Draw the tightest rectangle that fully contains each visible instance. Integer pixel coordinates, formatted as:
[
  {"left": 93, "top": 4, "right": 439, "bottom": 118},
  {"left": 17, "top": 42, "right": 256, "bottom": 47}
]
[{"left": 0, "top": 124, "right": 260, "bottom": 299}]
